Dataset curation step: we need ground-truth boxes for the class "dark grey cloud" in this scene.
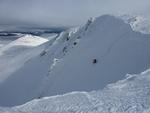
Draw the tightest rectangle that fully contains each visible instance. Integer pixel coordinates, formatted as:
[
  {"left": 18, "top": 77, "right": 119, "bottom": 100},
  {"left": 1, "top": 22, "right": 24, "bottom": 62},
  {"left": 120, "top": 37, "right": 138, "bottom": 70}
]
[{"left": 0, "top": 0, "right": 149, "bottom": 26}]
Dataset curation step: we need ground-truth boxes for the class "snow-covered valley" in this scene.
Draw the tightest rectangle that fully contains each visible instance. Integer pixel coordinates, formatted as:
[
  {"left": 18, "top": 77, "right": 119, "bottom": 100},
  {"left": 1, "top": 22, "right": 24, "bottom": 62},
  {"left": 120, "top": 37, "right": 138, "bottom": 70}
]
[{"left": 0, "top": 14, "right": 150, "bottom": 112}]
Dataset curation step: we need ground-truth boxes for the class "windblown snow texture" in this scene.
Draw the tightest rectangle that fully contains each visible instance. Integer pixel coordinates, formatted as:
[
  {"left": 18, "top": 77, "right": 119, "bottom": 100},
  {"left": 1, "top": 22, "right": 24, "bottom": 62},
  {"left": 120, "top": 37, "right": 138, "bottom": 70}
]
[
  {"left": 0, "top": 15, "right": 150, "bottom": 107},
  {"left": 43, "top": 15, "right": 150, "bottom": 96},
  {"left": 1, "top": 69, "right": 150, "bottom": 113}
]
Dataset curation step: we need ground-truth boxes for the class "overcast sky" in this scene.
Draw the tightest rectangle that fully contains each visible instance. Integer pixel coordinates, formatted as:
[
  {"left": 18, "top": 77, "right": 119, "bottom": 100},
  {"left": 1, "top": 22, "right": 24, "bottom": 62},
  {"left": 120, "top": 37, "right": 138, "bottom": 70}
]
[{"left": 0, "top": 0, "right": 150, "bottom": 26}]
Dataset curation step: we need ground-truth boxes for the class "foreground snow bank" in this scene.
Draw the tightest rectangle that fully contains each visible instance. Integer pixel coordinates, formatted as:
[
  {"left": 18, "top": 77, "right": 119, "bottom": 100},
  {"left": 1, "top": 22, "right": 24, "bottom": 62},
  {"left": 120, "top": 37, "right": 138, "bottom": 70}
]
[{"left": 1, "top": 69, "right": 150, "bottom": 113}]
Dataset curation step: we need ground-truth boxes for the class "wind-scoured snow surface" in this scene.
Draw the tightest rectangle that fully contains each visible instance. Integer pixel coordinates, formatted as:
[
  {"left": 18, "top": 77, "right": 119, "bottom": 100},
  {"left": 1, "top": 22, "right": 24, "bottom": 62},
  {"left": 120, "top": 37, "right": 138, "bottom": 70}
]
[
  {"left": 0, "top": 34, "right": 48, "bottom": 82},
  {"left": 1, "top": 15, "right": 150, "bottom": 107},
  {"left": 121, "top": 15, "right": 150, "bottom": 34},
  {"left": 1, "top": 69, "right": 150, "bottom": 113},
  {"left": 43, "top": 15, "right": 150, "bottom": 96}
]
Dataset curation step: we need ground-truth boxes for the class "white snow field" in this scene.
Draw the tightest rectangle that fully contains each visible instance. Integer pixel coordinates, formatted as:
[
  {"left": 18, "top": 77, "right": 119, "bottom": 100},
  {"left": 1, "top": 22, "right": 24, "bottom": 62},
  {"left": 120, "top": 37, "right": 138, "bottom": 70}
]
[
  {"left": 0, "top": 15, "right": 150, "bottom": 108},
  {"left": 0, "top": 34, "right": 49, "bottom": 82},
  {"left": 1, "top": 69, "right": 150, "bottom": 113}
]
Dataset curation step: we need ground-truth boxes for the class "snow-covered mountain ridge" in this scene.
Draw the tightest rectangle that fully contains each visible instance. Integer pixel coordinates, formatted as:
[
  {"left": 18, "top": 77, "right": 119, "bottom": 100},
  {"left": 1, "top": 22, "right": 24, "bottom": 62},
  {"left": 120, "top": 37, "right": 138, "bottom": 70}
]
[
  {"left": 0, "top": 14, "right": 150, "bottom": 109},
  {"left": 0, "top": 34, "right": 49, "bottom": 82},
  {"left": 121, "top": 14, "right": 150, "bottom": 34},
  {"left": 43, "top": 15, "right": 150, "bottom": 96}
]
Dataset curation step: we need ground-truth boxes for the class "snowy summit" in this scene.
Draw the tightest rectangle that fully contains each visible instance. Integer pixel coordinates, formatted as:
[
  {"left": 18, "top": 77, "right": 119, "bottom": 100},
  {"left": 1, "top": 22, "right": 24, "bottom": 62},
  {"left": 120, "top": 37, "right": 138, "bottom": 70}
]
[{"left": 0, "top": 14, "right": 150, "bottom": 113}]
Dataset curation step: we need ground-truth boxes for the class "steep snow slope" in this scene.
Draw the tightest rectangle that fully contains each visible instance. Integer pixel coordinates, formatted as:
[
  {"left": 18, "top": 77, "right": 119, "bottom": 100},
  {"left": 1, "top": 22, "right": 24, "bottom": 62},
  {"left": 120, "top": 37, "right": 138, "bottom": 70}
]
[
  {"left": 0, "top": 29, "right": 79, "bottom": 106},
  {"left": 1, "top": 15, "right": 150, "bottom": 107},
  {"left": 0, "top": 34, "right": 57, "bottom": 106},
  {"left": 1, "top": 69, "right": 150, "bottom": 113},
  {"left": 43, "top": 15, "right": 150, "bottom": 96},
  {"left": 0, "top": 34, "right": 48, "bottom": 82}
]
